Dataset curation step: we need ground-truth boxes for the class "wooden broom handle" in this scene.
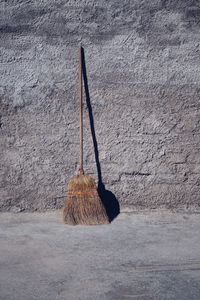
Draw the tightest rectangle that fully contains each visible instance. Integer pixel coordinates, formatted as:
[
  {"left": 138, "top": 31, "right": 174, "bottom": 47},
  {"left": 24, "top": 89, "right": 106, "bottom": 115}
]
[{"left": 79, "top": 46, "right": 84, "bottom": 175}]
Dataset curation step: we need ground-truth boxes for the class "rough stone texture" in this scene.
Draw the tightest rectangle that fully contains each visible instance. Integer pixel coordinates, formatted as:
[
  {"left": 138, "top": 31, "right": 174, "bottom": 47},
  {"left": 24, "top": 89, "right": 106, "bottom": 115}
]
[{"left": 0, "top": 0, "right": 200, "bottom": 211}]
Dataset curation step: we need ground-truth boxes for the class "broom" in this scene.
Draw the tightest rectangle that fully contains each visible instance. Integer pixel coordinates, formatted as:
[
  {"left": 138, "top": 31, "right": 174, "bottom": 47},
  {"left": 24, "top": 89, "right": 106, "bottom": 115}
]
[{"left": 63, "top": 46, "right": 109, "bottom": 225}]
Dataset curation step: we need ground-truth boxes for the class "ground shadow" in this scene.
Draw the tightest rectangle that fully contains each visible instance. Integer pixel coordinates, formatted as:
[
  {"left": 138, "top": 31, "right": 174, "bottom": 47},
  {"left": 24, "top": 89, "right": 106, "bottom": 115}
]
[{"left": 81, "top": 47, "right": 120, "bottom": 222}]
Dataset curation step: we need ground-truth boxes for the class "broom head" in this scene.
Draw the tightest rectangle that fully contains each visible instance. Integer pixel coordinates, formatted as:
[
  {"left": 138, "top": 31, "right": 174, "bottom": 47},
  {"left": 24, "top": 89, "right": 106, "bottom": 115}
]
[{"left": 63, "top": 174, "right": 109, "bottom": 225}]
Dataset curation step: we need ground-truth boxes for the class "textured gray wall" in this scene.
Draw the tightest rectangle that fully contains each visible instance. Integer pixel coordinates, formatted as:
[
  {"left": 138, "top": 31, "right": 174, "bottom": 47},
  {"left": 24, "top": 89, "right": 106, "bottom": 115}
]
[{"left": 0, "top": 0, "right": 200, "bottom": 212}]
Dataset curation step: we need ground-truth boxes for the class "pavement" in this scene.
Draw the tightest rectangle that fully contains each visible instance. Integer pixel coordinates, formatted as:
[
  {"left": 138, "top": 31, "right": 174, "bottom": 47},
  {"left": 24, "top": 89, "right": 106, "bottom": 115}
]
[{"left": 0, "top": 211, "right": 200, "bottom": 300}]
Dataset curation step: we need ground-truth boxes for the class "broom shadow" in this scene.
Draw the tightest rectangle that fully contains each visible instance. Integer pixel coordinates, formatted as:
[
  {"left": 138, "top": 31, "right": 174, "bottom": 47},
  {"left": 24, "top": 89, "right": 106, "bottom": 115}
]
[{"left": 81, "top": 47, "right": 120, "bottom": 222}]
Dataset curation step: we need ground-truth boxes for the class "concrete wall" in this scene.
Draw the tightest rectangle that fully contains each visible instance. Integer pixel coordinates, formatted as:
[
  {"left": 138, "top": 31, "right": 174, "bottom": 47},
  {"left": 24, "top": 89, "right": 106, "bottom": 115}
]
[{"left": 0, "top": 0, "right": 200, "bottom": 211}]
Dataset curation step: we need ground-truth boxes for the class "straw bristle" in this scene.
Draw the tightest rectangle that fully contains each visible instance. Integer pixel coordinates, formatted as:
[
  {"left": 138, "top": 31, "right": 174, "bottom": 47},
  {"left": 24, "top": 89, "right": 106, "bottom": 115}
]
[{"left": 63, "top": 174, "right": 109, "bottom": 225}]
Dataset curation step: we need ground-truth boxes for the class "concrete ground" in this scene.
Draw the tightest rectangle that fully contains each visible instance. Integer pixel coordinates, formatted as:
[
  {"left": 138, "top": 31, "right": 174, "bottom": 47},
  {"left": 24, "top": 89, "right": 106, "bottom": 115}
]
[{"left": 0, "top": 211, "right": 200, "bottom": 300}]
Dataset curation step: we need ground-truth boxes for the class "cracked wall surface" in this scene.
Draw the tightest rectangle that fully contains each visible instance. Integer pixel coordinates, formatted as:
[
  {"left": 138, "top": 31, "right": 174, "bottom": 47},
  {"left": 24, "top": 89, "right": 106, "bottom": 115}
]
[{"left": 0, "top": 0, "right": 200, "bottom": 211}]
